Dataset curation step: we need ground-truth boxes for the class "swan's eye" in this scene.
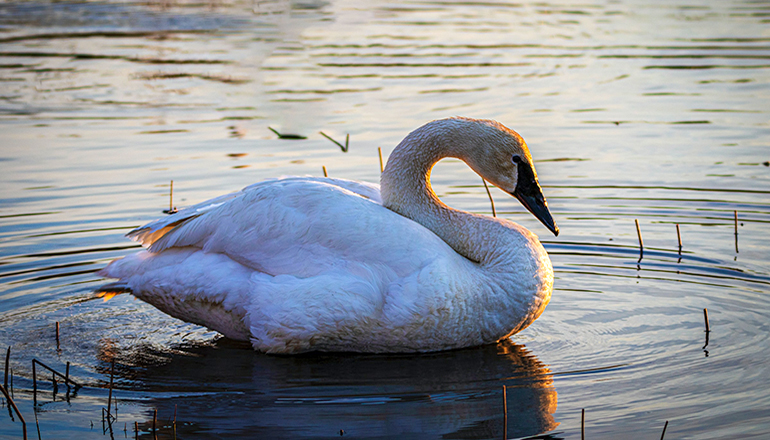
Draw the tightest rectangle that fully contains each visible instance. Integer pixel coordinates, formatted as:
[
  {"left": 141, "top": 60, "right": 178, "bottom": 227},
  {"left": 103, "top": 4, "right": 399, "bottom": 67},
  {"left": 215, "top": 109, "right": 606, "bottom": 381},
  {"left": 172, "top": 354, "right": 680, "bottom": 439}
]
[{"left": 512, "top": 155, "right": 522, "bottom": 164}]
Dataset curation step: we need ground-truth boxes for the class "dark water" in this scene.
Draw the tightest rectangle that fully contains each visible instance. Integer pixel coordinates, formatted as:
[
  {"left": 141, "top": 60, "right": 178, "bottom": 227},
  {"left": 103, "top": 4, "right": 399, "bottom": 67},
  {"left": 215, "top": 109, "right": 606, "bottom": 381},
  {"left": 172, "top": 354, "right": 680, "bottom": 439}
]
[{"left": 1, "top": 0, "right": 769, "bottom": 438}]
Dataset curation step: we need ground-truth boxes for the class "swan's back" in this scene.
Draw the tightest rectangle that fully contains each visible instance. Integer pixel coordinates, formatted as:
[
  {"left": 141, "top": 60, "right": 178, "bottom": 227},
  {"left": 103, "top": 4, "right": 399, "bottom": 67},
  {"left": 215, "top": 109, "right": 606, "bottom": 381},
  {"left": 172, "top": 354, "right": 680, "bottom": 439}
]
[{"left": 128, "top": 177, "right": 382, "bottom": 250}]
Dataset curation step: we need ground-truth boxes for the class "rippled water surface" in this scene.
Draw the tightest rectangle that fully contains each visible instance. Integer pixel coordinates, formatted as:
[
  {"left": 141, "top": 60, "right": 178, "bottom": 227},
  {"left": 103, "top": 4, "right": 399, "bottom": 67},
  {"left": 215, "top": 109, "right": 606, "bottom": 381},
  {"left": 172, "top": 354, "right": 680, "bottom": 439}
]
[{"left": 1, "top": 0, "right": 769, "bottom": 438}]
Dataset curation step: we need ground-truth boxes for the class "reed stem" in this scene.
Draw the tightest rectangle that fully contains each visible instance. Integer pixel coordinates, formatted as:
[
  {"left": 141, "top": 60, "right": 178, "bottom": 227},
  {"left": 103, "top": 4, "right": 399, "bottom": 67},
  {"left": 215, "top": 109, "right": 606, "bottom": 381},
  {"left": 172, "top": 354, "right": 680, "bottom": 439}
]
[
  {"left": 482, "top": 178, "right": 496, "bottom": 217},
  {"left": 107, "top": 360, "right": 114, "bottom": 417},
  {"left": 378, "top": 147, "right": 384, "bottom": 173},
  {"left": 3, "top": 346, "right": 9, "bottom": 392},
  {"left": 676, "top": 224, "right": 682, "bottom": 254},
  {"left": 0, "top": 383, "right": 26, "bottom": 440},
  {"left": 734, "top": 210, "right": 739, "bottom": 253},
  {"left": 502, "top": 386, "right": 507, "bottom": 440},
  {"left": 704, "top": 308, "right": 711, "bottom": 333}
]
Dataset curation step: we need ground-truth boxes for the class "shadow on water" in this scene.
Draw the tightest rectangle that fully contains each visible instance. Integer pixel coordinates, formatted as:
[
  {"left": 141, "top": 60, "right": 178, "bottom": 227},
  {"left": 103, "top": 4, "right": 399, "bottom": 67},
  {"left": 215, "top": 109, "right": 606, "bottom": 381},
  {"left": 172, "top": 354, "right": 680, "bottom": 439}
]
[{"left": 95, "top": 339, "right": 559, "bottom": 439}]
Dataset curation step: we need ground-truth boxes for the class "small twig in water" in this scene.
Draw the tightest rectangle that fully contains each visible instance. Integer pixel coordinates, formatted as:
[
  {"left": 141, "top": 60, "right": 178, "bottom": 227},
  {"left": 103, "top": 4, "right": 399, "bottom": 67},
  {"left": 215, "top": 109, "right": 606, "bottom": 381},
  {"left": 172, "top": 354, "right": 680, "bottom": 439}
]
[
  {"left": 481, "top": 178, "right": 496, "bottom": 217},
  {"left": 378, "top": 147, "right": 384, "bottom": 173},
  {"left": 319, "top": 131, "right": 349, "bottom": 152},
  {"left": 581, "top": 408, "right": 585, "bottom": 440},
  {"left": 322, "top": 166, "right": 328, "bottom": 178},
  {"left": 704, "top": 308, "right": 711, "bottom": 333},
  {"left": 55, "top": 321, "right": 60, "bottom": 351},
  {"left": 660, "top": 420, "right": 669, "bottom": 440}
]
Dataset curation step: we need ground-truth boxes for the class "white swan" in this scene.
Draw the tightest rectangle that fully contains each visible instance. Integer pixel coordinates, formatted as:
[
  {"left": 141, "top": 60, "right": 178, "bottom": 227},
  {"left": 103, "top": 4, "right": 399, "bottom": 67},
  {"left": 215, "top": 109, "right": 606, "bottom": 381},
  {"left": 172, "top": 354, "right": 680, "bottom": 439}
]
[{"left": 99, "top": 117, "right": 559, "bottom": 354}]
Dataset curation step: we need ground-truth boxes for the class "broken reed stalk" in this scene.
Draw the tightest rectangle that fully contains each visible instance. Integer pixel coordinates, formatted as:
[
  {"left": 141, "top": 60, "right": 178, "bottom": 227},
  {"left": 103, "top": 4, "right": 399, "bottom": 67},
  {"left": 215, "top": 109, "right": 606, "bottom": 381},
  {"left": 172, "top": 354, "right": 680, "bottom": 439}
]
[
  {"left": 734, "top": 210, "right": 739, "bottom": 253},
  {"left": 268, "top": 126, "right": 307, "bottom": 140},
  {"left": 704, "top": 308, "right": 711, "bottom": 333},
  {"left": 502, "top": 386, "right": 507, "bottom": 440},
  {"left": 481, "top": 178, "right": 496, "bottom": 217},
  {"left": 107, "top": 360, "right": 114, "bottom": 417},
  {"left": 378, "top": 147, "right": 384, "bottom": 173},
  {"left": 581, "top": 408, "right": 585, "bottom": 440},
  {"left": 319, "top": 131, "right": 349, "bottom": 152},
  {"left": 676, "top": 224, "right": 682, "bottom": 254},
  {"left": 660, "top": 420, "right": 669, "bottom": 440},
  {"left": 0, "top": 383, "right": 26, "bottom": 440},
  {"left": 31, "top": 359, "right": 82, "bottom": 406},
  {"left": 322, "top": 166, "right": 328, "bottom": 178},
  {"left": 153, "top": 408, "right": 157, "bottom": 433},
  {"left": 55, "top": 322, "right": 60, "bottom": 350},
  {"left": 135, "top": 421, "right": 139, "bottom": 440}
]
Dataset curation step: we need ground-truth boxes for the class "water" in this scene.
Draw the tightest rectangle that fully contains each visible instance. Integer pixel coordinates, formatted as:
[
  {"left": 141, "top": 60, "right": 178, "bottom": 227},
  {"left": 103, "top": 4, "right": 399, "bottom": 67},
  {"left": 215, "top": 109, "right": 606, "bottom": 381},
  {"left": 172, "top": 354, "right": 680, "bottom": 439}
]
[{"left": 1, "top": 0, "right": 769, "bottom": 438}]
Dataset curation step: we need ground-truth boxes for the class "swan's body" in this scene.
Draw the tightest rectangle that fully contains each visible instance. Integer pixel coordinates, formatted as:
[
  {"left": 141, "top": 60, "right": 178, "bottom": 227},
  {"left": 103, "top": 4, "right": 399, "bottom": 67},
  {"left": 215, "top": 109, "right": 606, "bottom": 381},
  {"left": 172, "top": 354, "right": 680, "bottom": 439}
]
[{"left": 100, "top": 117, "right": 558, "bottom": 354}]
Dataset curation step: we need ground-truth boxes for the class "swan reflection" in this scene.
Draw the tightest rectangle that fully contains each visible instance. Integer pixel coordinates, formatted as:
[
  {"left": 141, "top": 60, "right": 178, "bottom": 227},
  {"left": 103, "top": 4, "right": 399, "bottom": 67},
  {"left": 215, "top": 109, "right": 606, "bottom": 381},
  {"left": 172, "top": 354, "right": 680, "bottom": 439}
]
[{"left": 110, "top": 339, "right": 558, "bottom": 439}]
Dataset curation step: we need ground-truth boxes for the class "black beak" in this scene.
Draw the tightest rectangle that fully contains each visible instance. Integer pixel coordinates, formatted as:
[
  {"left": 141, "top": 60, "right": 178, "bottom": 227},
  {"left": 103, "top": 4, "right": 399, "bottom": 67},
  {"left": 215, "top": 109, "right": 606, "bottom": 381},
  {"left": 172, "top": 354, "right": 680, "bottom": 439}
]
[{"left": 510, "top": 161, "right": 559, "bottom": 237}]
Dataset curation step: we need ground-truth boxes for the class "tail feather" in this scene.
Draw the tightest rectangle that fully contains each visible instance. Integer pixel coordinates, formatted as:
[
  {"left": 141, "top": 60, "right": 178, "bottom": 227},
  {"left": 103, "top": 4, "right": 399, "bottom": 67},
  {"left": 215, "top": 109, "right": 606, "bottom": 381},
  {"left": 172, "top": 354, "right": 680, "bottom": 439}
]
[{"left": 94, "top": 281, "right": 132, "bottom": 302}]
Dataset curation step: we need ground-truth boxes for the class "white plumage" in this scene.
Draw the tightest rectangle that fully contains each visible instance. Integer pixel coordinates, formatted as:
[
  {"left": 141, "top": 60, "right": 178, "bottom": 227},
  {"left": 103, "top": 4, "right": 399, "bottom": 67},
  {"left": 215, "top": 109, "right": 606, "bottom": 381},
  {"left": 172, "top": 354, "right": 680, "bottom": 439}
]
[{"left": 99, "top": 117, "right": 558, "bottom": 353}]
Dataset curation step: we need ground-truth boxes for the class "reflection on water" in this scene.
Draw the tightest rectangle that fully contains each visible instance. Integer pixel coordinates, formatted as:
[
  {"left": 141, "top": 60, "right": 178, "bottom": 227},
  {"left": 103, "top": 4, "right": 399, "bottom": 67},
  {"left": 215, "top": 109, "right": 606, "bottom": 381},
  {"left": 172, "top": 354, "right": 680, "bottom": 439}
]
[
  {"left": 102, "top": 339, "right": 558, "bottom": 439},
  {"left": 1, "top": 0, "right": 769, "bottom": 438}
]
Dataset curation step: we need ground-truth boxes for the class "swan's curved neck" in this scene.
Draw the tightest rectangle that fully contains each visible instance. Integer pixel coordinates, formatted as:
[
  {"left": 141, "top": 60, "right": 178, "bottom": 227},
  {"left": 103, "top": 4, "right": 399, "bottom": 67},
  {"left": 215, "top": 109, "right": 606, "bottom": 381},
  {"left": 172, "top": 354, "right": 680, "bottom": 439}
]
[{"left": 380, "top": 121, "right": 503, "bottom": 265}]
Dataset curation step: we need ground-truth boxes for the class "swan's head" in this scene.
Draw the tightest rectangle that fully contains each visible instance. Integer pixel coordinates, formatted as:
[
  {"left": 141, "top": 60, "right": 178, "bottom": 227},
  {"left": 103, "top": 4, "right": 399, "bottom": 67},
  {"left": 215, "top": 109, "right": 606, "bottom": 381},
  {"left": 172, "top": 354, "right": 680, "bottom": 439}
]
[{"left": 447, "top": 117, "right": 559, "bottom": 237}]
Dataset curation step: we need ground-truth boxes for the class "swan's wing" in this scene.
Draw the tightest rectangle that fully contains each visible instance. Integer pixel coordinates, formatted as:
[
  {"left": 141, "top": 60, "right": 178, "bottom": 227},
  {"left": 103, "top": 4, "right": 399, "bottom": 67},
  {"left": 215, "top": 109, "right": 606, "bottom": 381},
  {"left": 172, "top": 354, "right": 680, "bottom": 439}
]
[
  {"left": 127, "top": 177, "right": 382, "bottom": 248},
  {"left": 130, "top": 177, "right": 446, "bottom": 278}
]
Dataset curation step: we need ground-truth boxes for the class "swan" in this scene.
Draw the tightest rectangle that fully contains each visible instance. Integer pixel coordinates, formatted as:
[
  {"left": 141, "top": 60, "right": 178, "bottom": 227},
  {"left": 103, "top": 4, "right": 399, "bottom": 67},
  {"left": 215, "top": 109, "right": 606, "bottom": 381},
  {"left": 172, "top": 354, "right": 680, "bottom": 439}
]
[{"left": 98, "top": 117, "right": 559, "bottom": 354}]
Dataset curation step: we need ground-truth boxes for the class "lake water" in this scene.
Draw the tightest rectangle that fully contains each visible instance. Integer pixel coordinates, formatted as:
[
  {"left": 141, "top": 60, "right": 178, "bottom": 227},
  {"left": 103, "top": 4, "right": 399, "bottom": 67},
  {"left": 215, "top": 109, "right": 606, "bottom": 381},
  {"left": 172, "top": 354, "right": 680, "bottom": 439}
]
[{"left": 1, "top": 0, "right": 769, "bottom": 438}]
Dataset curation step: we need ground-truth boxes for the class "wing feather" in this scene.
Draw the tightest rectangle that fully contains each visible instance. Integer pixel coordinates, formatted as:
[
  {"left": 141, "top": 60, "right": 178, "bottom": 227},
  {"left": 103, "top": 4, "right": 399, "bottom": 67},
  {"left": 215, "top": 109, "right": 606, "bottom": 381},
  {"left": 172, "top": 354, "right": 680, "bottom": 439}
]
[{"left": 126, "top": 177, "right": 445, "bottom": 278}]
